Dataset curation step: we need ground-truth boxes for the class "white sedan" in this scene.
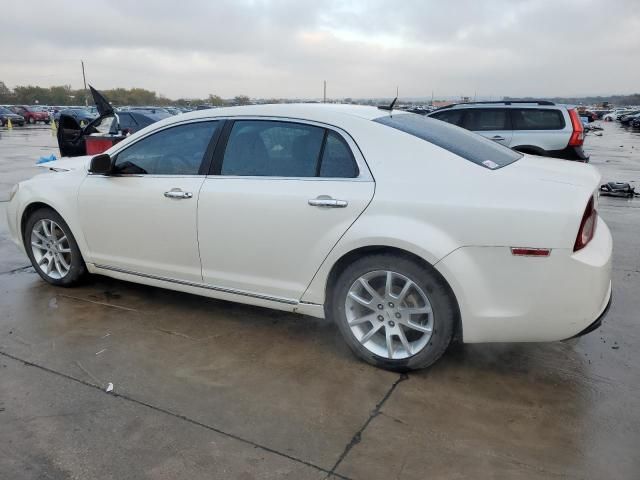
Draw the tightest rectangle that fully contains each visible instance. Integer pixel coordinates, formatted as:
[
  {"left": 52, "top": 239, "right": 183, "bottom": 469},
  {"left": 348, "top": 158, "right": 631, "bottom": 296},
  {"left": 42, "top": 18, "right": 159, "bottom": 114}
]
[{"left": 6, "top": 104, "right": 612, "bottom": 370}]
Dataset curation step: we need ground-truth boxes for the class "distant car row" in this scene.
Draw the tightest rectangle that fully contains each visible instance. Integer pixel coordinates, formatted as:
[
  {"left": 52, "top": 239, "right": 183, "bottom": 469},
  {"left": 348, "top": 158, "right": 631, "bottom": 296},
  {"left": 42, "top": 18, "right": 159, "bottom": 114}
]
[
  {"left": 602, "top": 108, "right": 640, "bottom": 127},
  {"left": 0, "top": 105, "right": 51, "bottom": 125}
]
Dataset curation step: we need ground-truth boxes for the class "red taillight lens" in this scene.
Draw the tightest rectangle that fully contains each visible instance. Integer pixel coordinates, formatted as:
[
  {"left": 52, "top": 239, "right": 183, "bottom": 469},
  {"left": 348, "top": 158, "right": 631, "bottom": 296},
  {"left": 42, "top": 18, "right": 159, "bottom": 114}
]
[
  {"left": 574, "top": 196, "right": 597, "bottom": 251},
  {"left": 568, "top": 108, "right": 584, "bottom": 147}
]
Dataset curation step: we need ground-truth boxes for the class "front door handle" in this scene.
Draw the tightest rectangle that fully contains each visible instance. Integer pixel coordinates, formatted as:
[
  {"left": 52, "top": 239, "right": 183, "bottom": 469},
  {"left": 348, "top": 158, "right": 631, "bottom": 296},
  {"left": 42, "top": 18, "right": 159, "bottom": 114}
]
[
  {"left": 308, "top": 196, "right": 348, "bottom": 208},
  {"left": 491, "top": 135, "right": 505, "bottom": 141},
  {"left": 164, "top": 188, "right": 193, "bottom": 199}
]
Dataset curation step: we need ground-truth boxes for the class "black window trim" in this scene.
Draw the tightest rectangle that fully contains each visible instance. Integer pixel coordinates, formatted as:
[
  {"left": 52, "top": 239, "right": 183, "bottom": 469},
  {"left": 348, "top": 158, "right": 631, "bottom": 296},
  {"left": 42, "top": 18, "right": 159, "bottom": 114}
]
[
  {"left": 207, "top": 116, "right": 368, "bottom": 181},
  {"left": 107, "top": 119, "right": 224, "bottom": 177}
]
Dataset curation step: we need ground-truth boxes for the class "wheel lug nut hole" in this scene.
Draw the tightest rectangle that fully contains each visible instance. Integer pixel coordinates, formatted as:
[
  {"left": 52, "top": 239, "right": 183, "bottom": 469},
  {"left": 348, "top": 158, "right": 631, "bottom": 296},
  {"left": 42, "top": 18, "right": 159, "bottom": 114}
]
[
  {"left": 388, "top": 321, "right": 395, "bottom": 327},
  {"left": 377, "top": 315, "right": 384, "bottom": 321},
  {"left": 395, "top": 312, "right": 401, "bottom": 318},
  {"left": 377, "top": 304, "right": 383, "bottom": 310}
]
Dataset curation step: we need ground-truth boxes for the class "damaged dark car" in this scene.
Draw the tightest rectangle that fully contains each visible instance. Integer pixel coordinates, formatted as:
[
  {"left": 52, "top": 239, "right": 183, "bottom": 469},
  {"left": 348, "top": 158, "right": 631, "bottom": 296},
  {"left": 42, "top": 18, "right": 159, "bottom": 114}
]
[{"left": 57, "top": 86, "right": 171, "bottom": 157}]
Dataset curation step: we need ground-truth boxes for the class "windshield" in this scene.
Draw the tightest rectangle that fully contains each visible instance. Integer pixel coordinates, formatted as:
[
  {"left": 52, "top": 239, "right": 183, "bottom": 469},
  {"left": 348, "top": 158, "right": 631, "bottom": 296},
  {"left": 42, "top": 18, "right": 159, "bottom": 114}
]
[
  {"left": 0, "top": 106, "right": 13, "bottom": 114},
  {"left": 374, "top": 113, "right": 522, "bottom": 169}
]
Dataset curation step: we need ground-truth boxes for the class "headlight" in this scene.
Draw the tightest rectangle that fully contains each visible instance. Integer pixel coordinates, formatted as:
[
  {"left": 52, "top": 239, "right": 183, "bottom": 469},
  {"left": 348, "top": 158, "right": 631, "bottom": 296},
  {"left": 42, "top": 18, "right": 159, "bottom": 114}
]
[{"left": 9, "top": 183, "right": 19, "bottom": 202}]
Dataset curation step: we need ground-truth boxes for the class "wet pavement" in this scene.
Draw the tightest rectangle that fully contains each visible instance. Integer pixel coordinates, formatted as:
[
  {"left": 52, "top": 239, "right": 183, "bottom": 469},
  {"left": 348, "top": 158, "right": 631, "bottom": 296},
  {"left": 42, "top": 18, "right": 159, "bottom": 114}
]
[{"left": 1, "top": 122, "right": 639, "bottom": 479}]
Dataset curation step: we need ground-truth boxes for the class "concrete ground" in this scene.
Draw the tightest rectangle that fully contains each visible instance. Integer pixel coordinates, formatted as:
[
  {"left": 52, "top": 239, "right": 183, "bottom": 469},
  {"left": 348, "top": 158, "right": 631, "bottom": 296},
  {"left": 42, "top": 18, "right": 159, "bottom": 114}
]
[{"left": 0, "top": 122, "right": 639, "bottom": 479}]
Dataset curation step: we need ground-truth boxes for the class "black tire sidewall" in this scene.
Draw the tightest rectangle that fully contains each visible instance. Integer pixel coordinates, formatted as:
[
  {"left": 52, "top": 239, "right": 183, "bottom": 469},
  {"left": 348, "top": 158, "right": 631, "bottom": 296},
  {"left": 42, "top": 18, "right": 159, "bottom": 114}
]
[
  {"left": 329, "top": 254, "right": 456, "bottom": 371},
  {"left": 24, "top": 207, "right": 86, "bottom": 287}
]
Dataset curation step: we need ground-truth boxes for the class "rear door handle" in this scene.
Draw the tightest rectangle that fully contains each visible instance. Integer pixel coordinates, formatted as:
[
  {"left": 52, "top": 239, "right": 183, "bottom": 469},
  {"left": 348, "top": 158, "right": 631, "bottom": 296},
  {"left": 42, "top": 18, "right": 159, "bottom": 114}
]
[
  {"left": 164, "top": 188, "right": 193, "bottom": 199},
  {"left": 308, "top": 196, "right": 348, "bottom": 208},
  {"left": 491, "top": 135, "right": 505, "bottom": 141}
]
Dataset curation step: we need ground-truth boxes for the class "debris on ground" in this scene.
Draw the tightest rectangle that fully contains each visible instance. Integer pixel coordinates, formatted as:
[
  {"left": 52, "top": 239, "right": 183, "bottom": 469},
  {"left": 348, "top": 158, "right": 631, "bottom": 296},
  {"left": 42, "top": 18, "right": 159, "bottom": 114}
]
[
  {"left": 106, "top": 383, "right": 114, "bottom": 393},
  {"left": 600, "top": 182, "right": 639, "bottom": 197}
]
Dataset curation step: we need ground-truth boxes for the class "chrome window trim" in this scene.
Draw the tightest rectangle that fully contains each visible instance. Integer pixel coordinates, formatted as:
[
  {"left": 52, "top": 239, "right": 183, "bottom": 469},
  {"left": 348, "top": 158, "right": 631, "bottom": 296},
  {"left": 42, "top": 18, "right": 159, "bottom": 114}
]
[
  {"left": 107, "top": 115, "right": 374, "bottom": 182},
  {"left": 94, "top": 264, "right": 299, "bottom": 305}
]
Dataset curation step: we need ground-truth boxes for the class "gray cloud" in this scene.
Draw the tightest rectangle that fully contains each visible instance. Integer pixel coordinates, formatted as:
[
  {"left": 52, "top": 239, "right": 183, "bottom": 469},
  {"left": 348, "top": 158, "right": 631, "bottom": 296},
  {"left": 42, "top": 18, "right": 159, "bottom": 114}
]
[{"left": 1, "top": 0, "right": 638, "bottom": 99}]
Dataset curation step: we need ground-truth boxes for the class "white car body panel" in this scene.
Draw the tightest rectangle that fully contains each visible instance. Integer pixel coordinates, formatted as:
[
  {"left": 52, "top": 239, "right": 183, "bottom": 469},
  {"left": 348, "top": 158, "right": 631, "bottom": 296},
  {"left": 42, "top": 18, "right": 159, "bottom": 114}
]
[
  {"left": 78, "top": 175, "right": 206, "bottom": 282},
  {"left": 5, "top": 104, "right": 612, "bottom": 344},
  {"left": 198, "top": 177, "right": 374, "bottom": 300}
]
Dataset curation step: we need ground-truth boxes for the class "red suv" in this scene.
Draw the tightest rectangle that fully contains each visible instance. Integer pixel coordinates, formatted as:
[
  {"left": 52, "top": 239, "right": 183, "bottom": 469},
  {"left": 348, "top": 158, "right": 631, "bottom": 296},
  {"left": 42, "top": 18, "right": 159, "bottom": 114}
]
[{"left": 10, "top": 105, "right": 50, "bottom": 124}]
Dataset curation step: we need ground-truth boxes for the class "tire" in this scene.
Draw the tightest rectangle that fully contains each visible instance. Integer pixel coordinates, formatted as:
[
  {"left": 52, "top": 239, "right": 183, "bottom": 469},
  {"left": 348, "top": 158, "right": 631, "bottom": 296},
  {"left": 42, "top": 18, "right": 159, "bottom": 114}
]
[
  {"left": 28, "top": 117, "right": 35, "bottom": 124},
  {"left": 328, "top": 253, "right": 456, "bottom": 371},
  {"left": 24, "top": 207, "right": 86, "bottom": 287},
  {"left": 44, "top": 120, "right": 50, "bottom": 125}
]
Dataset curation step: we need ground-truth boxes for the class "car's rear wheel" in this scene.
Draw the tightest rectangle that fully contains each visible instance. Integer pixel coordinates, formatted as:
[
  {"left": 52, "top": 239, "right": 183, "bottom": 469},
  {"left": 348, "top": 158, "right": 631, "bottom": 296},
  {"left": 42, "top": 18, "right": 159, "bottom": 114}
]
[
  {"left": 329, "top": 254, "right": 456, "bottom": 371},
  {"left": 24, "top": 208, "right": 86, "bottom": 286},
  {"left": 28, "top": 117, "right": 35, "bottom": 124}
]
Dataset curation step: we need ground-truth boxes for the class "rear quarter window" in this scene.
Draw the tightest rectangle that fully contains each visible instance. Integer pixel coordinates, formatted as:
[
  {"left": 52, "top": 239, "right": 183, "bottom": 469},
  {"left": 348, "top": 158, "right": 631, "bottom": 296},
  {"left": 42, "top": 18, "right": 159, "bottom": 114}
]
[
  {"left": 511, "top": 108, "right": 565, "bottom": 130},
  {"left": 374, "top": 113, "right": 522, "bottom": 170},
  {"left": 429, "top": 109, "right": 464, "bottom": 126}
]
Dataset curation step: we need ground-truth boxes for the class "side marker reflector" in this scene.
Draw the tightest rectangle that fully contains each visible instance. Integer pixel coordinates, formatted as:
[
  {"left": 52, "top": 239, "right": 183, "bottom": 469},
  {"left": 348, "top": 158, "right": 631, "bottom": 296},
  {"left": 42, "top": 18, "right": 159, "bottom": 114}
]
[{"left": 511, "top": 248, "right": 551, "bottom": 257}]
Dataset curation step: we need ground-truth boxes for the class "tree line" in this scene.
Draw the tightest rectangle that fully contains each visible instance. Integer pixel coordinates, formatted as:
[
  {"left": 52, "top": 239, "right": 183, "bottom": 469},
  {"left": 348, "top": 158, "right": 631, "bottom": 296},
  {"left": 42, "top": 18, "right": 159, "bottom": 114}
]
[{"left": 0, "top": 81, "right": 253, "bottom": 107}]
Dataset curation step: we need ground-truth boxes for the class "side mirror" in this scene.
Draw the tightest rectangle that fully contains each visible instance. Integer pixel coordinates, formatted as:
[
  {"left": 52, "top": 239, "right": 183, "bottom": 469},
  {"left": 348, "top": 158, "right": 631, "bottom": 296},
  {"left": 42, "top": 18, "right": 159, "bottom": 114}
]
[{"left": 89, "top": 153, "right": 112, "bottom": 175}]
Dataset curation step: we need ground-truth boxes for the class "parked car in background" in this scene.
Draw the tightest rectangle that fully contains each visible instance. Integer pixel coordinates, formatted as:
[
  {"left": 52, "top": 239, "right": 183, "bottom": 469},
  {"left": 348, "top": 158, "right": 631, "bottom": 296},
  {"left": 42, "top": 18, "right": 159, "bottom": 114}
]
[
  {"left": 619, "top": 111, "right": 640, "bottom": 125},
  {"left": 0, "top": 106, "right": 25, "bottom": 127},
  {"left": 10, "top": 105, "right": 50, "bottom": 124},
  {"left": 54, "top": 108, "right": 98, "bottom": 127},
  {"left": 7, "top": 104, "right": 612, "bottom": 371},
  {"left": 428, "top": 101, "right": 588, "bottom": 161}
]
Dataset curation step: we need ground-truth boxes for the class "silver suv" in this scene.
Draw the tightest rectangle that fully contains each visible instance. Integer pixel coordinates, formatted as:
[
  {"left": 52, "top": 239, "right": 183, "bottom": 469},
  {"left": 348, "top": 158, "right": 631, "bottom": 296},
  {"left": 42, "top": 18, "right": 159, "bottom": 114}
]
[{"left": 428, "top": 101, "right": 588, "bottom": 161}]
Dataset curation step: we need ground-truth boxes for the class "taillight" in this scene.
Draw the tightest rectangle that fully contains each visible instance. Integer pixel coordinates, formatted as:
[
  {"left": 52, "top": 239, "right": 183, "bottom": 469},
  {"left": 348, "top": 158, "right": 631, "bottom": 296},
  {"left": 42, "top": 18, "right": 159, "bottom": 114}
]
[
  {"left": 568, "top": 108, "right": 584, "bottom": 147},
  {"left": 574, "top": 196, "right": 597, "bottom": 251}
]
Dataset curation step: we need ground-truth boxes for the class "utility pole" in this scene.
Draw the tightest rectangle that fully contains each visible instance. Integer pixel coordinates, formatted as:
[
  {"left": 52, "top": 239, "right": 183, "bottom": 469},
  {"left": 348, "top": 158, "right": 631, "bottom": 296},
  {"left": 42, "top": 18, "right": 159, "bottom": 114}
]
[
  {"left": 81, "top": 60, "right": 88, "bottom": 106},
  {"left": 323, "top": 80, "right": 326, "bottom": 103}
]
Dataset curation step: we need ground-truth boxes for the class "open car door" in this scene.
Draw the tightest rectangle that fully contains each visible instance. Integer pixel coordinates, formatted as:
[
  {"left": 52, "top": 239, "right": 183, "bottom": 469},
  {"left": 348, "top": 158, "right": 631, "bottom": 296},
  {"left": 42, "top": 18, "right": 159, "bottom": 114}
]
[{"left": 57, "top": 114, "right": 86, "bottom": 157}]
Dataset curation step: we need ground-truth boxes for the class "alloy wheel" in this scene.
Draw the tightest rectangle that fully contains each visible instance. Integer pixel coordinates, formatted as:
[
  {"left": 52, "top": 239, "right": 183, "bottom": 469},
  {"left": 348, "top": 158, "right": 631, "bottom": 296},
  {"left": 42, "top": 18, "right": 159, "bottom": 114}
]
[
  {"left": 345, "top": 270, "right": 434, "bottom": 359},
  {"left": 30, "top": 219, "right": 72, "bottom": 279}
]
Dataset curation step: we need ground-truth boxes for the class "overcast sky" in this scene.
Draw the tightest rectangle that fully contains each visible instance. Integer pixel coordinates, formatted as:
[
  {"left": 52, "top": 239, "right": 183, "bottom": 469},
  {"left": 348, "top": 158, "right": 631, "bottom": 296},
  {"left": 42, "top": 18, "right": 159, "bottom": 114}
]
[{"left": 1, "top": 0, "right": 638, "bottom": 100}]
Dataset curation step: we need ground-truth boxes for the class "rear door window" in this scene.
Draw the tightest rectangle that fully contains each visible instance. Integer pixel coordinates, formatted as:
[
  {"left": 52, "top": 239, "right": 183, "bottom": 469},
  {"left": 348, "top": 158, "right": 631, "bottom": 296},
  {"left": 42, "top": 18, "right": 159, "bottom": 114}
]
[
  {"left": 429, "top": 109, "right": 464, "bottom": 126},
  {"left": 374, "top": 113, "right": 522, "bottom": 169},
  {"left": 221, "top": 120, "right": 324, "bottom": 177},
  {"left": 511, "top": 109, "right": 565, "bottom": 130},
  {"left": 463, "top": 109, "right": 510, "bottom": 131}
]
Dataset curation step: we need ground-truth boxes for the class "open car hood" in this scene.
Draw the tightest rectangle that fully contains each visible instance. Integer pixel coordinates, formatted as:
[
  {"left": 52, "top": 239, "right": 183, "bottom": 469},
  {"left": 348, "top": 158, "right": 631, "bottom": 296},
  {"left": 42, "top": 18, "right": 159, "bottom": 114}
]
[{"left": 89, "top": 85, "right": 114, "bottom": 116}]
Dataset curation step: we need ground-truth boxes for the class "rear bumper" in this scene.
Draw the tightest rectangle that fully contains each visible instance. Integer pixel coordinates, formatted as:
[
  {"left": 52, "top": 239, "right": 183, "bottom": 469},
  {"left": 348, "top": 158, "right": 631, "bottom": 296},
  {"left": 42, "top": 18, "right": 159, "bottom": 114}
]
[
  {"left": 435, "top": 217, "right": 613, "bottom": 343},
  {"left": 567, "top": 288, "right": 612, "bottom": 339},
  {"left": 547, "top": 145, "right": 590, "bottom": 162}
]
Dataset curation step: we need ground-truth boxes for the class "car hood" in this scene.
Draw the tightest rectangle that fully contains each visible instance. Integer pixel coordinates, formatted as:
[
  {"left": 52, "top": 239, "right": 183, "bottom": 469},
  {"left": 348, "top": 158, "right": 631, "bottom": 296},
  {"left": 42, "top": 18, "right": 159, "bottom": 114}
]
[
  {"left": 36, "top": 155, "right": 91, "bottom": 172},
  {"left": 504, "top": 154, "right": 600, "bottom": 188}
]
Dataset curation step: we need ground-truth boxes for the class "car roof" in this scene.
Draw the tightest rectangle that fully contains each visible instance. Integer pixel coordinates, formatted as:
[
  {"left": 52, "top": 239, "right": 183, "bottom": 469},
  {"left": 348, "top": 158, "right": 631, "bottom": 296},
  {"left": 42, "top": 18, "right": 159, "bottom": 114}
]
[{"left": 160, "top": 103, "right": 391, "bottom": 124}]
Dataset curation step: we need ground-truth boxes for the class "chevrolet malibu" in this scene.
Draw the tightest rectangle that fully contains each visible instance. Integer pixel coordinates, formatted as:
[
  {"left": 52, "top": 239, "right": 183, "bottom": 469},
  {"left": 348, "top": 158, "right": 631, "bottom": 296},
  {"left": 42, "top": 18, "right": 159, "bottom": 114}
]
[{"left": 6, "top": 104, "right": 612, "bottom": 370}]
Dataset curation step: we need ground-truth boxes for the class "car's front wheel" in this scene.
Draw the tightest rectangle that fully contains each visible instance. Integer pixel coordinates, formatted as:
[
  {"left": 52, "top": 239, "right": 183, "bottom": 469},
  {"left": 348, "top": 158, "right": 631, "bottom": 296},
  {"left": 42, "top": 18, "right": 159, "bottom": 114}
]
[
  {"left": 329, "top": 254, "right": 456, "bottom": 371},
  {"left": 28, "top": 117, "right": 35, "bottom": 124},
  {"left": 24, "top": 207, "right": 86, "bottom": 286}
]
